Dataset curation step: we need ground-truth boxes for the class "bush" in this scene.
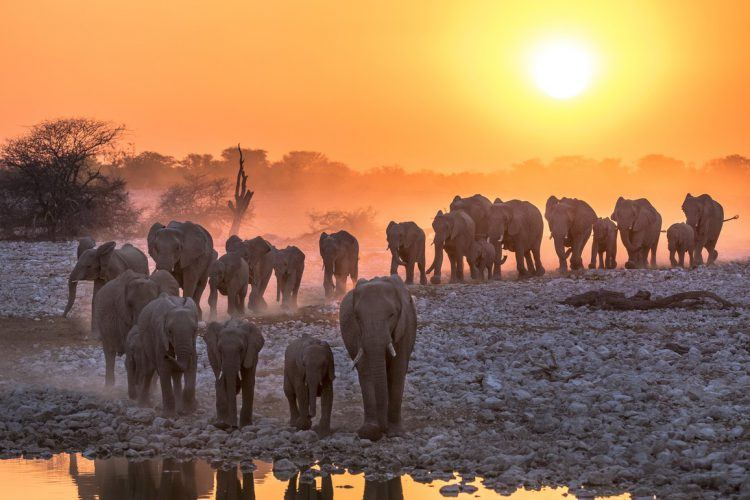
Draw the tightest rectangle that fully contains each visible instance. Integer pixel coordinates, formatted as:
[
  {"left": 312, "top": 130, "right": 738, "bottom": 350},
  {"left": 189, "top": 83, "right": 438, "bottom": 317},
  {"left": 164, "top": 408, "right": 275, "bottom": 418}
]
[{"left": 154, "top": 174, "right": 236, "bottom": 237}]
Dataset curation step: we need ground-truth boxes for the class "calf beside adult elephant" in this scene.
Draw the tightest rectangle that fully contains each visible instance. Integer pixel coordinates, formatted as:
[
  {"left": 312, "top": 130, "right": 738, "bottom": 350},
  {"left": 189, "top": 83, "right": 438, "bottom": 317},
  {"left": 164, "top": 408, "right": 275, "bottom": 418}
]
[
  {"left": 273, "top": 246, "right": 305, "bottom": 310},
  {"left": 681, "top": 193, "right": 737, "bottom": 266},
  {"left": 386, "top": 221, "right": 427, "bottom": 285},
  {"left": 610, "top": 197, "right": 662, "bottom": 269},
  {"left": 426, "top": 210, "right": 475, "bottom": 284},
  {"left": 590, "top": 217, "right": 618, "bottom": 269},
  {"left": 208, "top": 251, "right": 249, "bottom": 319},
  {"left": 148, "top": 221, "right": 216, "bottom": 318},
  {"left": 319, "top": 230, "right": 359, "bottom": 298},
  {"left": 63, "top": 238, "right": 149, "bottom": 332},
  {"left": 226, "top": 235, "right": 275, "bottom": 312},
  {"left": 340, "top": 275, "right": 416, "bottom": 441},
  {"left": 666, "top": 222, "right": 696, "bottom": 268},
  {"left": 545, "top": 196, "right": 596, "bottom": 273},
  {"left": 488, "top": 199, "right": 545, "bottom": 279}
]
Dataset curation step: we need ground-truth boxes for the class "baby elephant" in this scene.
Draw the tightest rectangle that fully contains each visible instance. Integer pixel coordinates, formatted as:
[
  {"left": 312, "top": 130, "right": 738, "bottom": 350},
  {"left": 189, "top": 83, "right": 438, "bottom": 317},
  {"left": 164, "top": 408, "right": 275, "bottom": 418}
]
[
  {"left": 667, "top": 222, "right": 695, "bottom": 268},
  {"left": 125, "top": 326, "right": 147, "bottom": 400},
  {"left": 284, "top": 335, "right": 335, "bottom": 434},
  {"left": 274, "top": 246, "right": 305, "bottom": 310},
  {"left": 589, "top": 217, "right": 618, "bottom": 269},
  {"left": 469, "top": 240, "right": 505, "bottom": 281},
  {"left": 208, "top": 251, "right": 250, "bottom": 320},
  {"left": 205, "top": 319, "right": 265, "bottom": 429}
]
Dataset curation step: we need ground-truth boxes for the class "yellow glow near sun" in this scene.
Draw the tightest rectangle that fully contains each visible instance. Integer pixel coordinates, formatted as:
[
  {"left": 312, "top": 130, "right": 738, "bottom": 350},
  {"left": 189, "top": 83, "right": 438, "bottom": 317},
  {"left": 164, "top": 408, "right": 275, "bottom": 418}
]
[{"left": 530, "top": 39, "right": 596, "bottom": 99}]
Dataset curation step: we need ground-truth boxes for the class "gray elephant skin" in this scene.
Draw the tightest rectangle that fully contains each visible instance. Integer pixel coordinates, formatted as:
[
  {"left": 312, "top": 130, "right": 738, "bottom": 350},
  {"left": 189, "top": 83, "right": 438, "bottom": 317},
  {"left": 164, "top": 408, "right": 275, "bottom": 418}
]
[
  {"left": 545, "top": 196, "right": 596, "bottom": 272},
  {"left": 63, "top": 238, "right": 149, "bottom": 331},
  {"left": 148, "top": 221, "right": 216, "bottom": 318},
  {"left": 208, "top": 251, "right": 249, "bottom": 319},
  {"left": 610, "top": 197, "right": 662, "bottom": 269},
  {"left": 226, "top": 235, "right": 275, "bottom": 311},
  {"left": 319, "top": 230, "right": 359, "bottom": 298},
  {"left": 94, "top": 269, "right": 179, "bottom": 387},
  {"left": 283, "top": 334, "right": 334, "bottom": 434},
  {"left": 426, "top": 210, "right": 475, "bottom": 284},
  {"left": 590, "top": 217, "right": 618, "bottom": 269},
  {"left": 386, "top": 221, "right": 427, "bottom": 285},
  {"left": 469, "top": 239, "right": 504, "bottom": 281},
  {"left": 667, "top": 222, "right": 695, "bottom": 268},
  {"left": 488, "top": 199, "right": 545, "bottom": 278},
  {"left": 274, "top": 246, "right": 305, "bottom": 310},
  {"left": 339, "top": 275, "right": 417, "bottom": 441},
  {"left": 205, "top": 319, "right": 265, "bottom": 429},
  {"left": 681, "top": 193, "right": 726, "bottom": 266},
  {"left": 136, "top": 294, "right": 199, "bottom": 416},
  {"left": 449, "top": 194, "right": 493, "bottom": 239}
]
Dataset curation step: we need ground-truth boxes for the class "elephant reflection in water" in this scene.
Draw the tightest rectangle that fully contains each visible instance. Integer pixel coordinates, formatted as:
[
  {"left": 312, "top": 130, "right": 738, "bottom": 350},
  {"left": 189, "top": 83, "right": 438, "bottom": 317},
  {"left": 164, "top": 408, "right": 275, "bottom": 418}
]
[
  {"left": 68, "top": 454, "right": 214, "bottom": 500},
  {"left": 363, "top": 476, "right": 404, "bottom": 500},
  {"left": 284, "top": 472, "right": 334, "bottom": 500},
  {"left": 215, "top": 466, "right": 256, "bottom": 500}
]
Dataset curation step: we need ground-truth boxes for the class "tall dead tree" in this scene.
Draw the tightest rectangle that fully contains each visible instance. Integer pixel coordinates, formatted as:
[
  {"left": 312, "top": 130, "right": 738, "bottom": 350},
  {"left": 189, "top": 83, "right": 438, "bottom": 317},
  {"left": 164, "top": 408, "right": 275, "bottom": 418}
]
[{"left": 227, "top": 143, "right": 254, "bottom": 236}]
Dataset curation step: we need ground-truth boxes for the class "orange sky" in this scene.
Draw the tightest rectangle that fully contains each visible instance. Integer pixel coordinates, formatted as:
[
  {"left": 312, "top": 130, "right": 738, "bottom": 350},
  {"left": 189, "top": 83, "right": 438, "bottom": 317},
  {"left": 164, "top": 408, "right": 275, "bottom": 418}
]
[{"left": 2, "top": 1, "right": 749, "bottom": 171}]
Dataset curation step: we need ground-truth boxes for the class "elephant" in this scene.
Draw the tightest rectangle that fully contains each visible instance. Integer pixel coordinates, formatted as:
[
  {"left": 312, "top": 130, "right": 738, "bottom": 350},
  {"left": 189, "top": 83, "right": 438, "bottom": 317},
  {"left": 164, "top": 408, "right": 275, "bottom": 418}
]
[
  {"left": 283, "top": 334, "right": 335, "bottom": 434},
  {"left": 667, "top": 222, "right": 696, "bottom": 268},
  {"left": 274, "top": 246, "right": 305, "bottom": 310},
  {"left": 545, "top": 196, "right": 597, "bottom": 272},
  {"left": 449, "top": 194, "right": 493, "bottom": 239},
  {"left": 426, "top": 209, "right": 475, "bottom": 284},
  {"left": 319, "top": 230, "right": 359, "bottom": 298},
  {"left": 208, "top": 251, "right": 249, "bottom": 320},
  {"left": 148, "top": 221, "right": 216, "bottom": 319},
  {"left": 487, "top": 199, "right": 545, "bottom": 279},
  {"left": 125, "top": 326, "right": 147, "bottom": 400},
  {"left": 226, "top": 235, "right": 275, "bottom": 312},
  {"left": 610, "top": 197, "right": 662, "bottom": 269},
  {"left": 137, "top": 294, "right": 199, "bottom": 416},
  {"left": 62, "top": 238, "right": 149, "bottom": 333},
  {"left": 386, "top": 221, "right": 427, "bottom": 285},
  {"left": 339, "top": 275, "right": 417, "bottom": 441},
  {"left": 93, "top": 269, "right": 180, "bottom": 386},
  {"left": 590, "top": 217, "right": 618, "bottom": 269},
  {"left": 469, "top": 239, "right": 505, "bottom": 281},
  {"left": 681, "top": 193, "right": 727, "bottom": 266},
  {"left": 205, "top": 318, "right": 265, "bottom": 429}
]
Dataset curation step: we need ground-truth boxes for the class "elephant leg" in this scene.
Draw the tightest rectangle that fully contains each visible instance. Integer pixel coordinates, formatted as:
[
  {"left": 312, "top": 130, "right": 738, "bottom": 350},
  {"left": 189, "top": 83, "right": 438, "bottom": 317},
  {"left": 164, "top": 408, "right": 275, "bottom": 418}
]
[
  {"left": 181, "top": 269, "right": 202, "bottom": 319},
  {"left": 334, "top": 274, "right": 347, "bottom": 298},
  {"left": 91, "top": 279, "right": 104, "bottom": 337},
  {"left": 238, "top": 284, "right": 248, "bottom": 315},
  {"left": 284, "top": 377, "right": 299, "bottom": 426},
  {"left": 239, "top": 368, "right": 255, "bottom": 427},
  {"left": 215, "top": 378, "right": 228, "bottom": 424},
  {"left": 171, "top": 372, "right": 184, "bottom": 414},
  {"left": 138, "top": 369, "right": 154, "bottom": 408},
  {"left": 316, "top": 381, "right": 333, "bottom": 434},
  {"left": 182, "top": 365, "right": 197, "bottom": 414},
  {"left": 386, "top": 349, "right": 409, "bottom": 437},
  {"left": 104, "top": 348, "right": 116, "bottom": 387},
  {"left": 405, "top": 260, "right": 415, "bottom": 285},
  {"left": 678, "top": 250, "right": 685, "bottom": 268},
  {"left": 650, "top": 241, "right": 658, "bottom": 268},
  {"left": 532, "top": 247, "right": 544, "bottom": 276},
  {"left": 158, "top": 368, "right": 176, "bottom": 416},
  {"left": 389, "top": 256, "right": 399, "bottom": 276},
  {"left": 514, "top": 250, "right": 527, "bottom": 278},
  {"left": 598, "top": 251, "right": 605, "bottom": 269},
  {"left": 293, "top": 270, "right": 303, "bottom": 308},
  {"left": 669, "top": 249, "right": 678, "bottom": 267},
  {"left": 706, "top": 242, "right": 718, "bottom": 265},
  {"left": 293, "top": 380, "right": 311, "bottom": 430},
  {"left": 589, "top": 241, "right": 598, "bottom": 269},
  {"left": 524, "top": 251, "right": 535, "bottom": 275},
  {"left": 418, "top": 249, "right": 427, "bottom": 285},
  {"left": 688, "top": 248, "right": 695, "bottom": 268},
  {"left": 456, "top": 253, "right": 466, "bottom": 282}
]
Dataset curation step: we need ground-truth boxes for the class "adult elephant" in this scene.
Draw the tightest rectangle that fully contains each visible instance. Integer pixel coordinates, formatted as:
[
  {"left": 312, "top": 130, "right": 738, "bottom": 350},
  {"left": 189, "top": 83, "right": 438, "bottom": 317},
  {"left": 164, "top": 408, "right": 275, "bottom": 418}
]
[
  {"left": 426, "top": 210, "right": 475, "bottom": 284},
  {"left": 319, "top": 230, "right": 359, "bottom": 298},
  {"left": 94, "top": 269, "right": 179, "bottom": 386},
  {"left": 137, "top": 294, "right": 200, "bottom": 416},
  {"left": 488, "top": 199, "right": 545, "bottom": 279},
  {"left": 386, "top": 221, "right": 427, "bottom": 285},
  {"left": 681, "top": 193, "right": 729, "bottom": 266},
  {"left": 227, "top": 235, "right": 276, "bottom": 311},
  {"left": 148, "top": 221, "right": 215, "bottom": 318},
  {"left": 545, "top": 196, "right": 597, "bottom": 273},
  {"left": 339, "top": 275, "right": 417, "bottom": 441},
  {"left": 449, "top": 194, "right": 492, "bottom": 239},
  {"left": 63, "top": 238, "right": 148, "bottom": 332},
  {"left": 610, "top": 197, "right": 662, "bottom": 269},
  {"left": 273, "top": 246, "right": 305, "bottom": 310}
]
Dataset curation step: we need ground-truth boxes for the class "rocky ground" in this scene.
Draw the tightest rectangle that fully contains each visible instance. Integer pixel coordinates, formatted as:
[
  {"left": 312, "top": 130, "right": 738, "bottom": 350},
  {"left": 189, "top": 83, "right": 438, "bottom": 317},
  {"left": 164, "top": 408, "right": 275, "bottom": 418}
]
[{"left": 1, "top": 241, "right": 749, "bottom": 498}]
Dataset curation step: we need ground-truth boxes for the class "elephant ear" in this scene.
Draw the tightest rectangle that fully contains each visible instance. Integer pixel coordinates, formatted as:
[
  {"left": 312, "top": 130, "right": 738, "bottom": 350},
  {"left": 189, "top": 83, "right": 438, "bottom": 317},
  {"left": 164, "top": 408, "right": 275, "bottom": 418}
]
[
  {"left": 544, "top": 196, "right": 559, "bottom": 221},
  {"left": 507, "top": 209, "right": 521, "bottom": 236},
  {"left": 611, "top": 197, "right": 625, "bottom": 221},
  {"left": 319, "top": 232, "right": 329, "bottom": 245},
  {"left": 389, "top": 274, "right": 415, "bottom": 344},
  {"left": 387, "top": 221, "right": 396, "bottom": 232},
  {"left": 205, "top": 322, "right": 222, "bottom": 376},
  {"left": 77, "top": 237, "right": 96, "bottom": 259},
  {"left": 404, "top": 225, "right": 418, "bottom": 249},
  {"left": 242, "top": 322, "right": 264, "bottom": 369},
  {"left": 147, "top": 223, "right": 165, "bottom": 257},
  {"left": 326, "top": 347, "right": 335, "bottom": 381},
  {"left": 633, "top": 205, "right": 654, "bottom": 232},
  {"left": 180, "top": 223, "right": 210, "bottom": 268},
  {"left": 493, "top": 198, "right": 503, "bottom": 204},
  {"left": 338, "top": 291, "right": 361, "bottom": 360}
]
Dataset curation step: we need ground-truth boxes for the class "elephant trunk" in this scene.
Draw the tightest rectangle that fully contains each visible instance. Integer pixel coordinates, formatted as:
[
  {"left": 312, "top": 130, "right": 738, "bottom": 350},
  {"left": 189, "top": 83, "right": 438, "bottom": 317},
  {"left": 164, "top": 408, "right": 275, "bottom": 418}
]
[
  {"left": 426, "top": 240, "right": 444, "bottom": 275},
  {"left": 369, "top": 349, "right": 389, "bottom": 432},
  {"left": 222, "top": 371, "right": 239, "bottom": 428},
  {"left": 63, "top": 279, "right": 78, "bottom": 317},
  {"left": 306, "top": 373, "right": 319, "bottom": 418},
  {"left": 276, "top": 275, "right": 282, "bottom": 303},
  {"left": 552, "top": 234, "right": 568, "bottom": 270},
  {"left": 322, "top": 255, "right": 335, "bottom": 295},
  {"left": 173, "top": 343, "right": 193, "bottom": 373}
]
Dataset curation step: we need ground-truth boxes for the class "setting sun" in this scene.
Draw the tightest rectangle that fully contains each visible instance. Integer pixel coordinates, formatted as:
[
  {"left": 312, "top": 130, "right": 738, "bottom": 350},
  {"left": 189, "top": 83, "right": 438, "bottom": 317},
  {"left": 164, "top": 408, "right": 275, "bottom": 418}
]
[{"left": 530, "top": 39, "right": 596, "bottom": 99}]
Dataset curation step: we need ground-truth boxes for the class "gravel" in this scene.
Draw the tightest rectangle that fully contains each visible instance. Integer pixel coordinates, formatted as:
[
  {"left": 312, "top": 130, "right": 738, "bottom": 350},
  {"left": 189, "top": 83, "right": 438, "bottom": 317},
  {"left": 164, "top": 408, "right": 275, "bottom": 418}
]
[{"left": 0, "top": 241, "right": 749, "bottom": 497}]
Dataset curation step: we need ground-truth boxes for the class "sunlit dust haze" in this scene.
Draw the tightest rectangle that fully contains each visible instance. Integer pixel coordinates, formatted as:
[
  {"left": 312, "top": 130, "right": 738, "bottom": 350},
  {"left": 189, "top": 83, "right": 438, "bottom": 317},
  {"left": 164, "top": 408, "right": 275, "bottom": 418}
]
[{"left": 1, "top": 1, "right": 749, "bottom": 263}]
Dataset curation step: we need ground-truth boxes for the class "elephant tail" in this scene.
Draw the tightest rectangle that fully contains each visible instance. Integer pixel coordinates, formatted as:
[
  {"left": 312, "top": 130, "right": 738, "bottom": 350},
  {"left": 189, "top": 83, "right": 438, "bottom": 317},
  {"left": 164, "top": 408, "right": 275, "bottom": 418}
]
[{"left": 723, "top": 214, "right": 739, "bottom": 222}]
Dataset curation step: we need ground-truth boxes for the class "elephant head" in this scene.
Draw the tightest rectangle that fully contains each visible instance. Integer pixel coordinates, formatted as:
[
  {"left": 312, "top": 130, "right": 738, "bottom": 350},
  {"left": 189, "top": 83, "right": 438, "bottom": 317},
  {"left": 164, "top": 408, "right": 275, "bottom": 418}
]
[
  {"left": 681, "top": 193, "right": 708, "bottom": 231},
  {"left": 148, "top": 222, "right": 206, "bottom": 273},
  {"left": 299, "top": 340, "right": 335, "bottom": 419},
  {"left": 611, "top": 197, "right": 652, "bottom": 253},
  {"left": 63, "top": 240, "right": 117, "bottom": 317},
  {"left": 160, "top": 297, "right": 199, "bottom": 373},
  {"left": 345, "top": 275, "right": 414, "bottom": 439},
  {"left": 149, "top": 270, "right": 180, "bottom": 297},
  {"left": 242, "top": 237, "right": 274, "bottom": 280},
  {"left": 386, "top": 222, "right": 413, "bottom": 265},
  {"left": 205, "top": 319, "right": 264, "bottom": 428},
  {"left": 487, "top": 202, "right": 519, "bottom": 245},
  {"left": 123, "top": 275, "right": 161, "bottom": 325}
]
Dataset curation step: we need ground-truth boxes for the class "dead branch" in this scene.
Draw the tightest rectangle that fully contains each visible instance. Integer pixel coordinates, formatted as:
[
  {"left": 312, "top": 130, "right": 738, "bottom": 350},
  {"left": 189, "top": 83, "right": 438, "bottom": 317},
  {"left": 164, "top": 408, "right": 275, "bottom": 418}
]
[
  {"left": 561, "top": 289, "right": 733, "bottom": 310},
  {"left": 227, "top": 143, "right": 254, "bottom": 235}
]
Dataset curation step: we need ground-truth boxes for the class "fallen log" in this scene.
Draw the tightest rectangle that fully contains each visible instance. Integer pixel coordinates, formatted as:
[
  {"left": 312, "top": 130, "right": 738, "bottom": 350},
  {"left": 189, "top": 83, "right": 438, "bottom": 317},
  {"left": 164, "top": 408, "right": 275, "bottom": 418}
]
[{"left": 561, "top": 289, "right": 733, "bottom": 310}]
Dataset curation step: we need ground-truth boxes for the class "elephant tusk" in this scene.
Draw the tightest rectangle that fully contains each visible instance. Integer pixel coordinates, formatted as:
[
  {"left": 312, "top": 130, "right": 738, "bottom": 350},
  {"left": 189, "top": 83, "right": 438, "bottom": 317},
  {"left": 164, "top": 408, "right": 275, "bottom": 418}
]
[
  {"left": 218, "top": 370, "right": 223, "bottom": 379},
  {"left": 351, "top": 347, "right": 364, "bottom": 369},
  {"left": 387, "top": 342, "right": 397, "bottom": 358}
]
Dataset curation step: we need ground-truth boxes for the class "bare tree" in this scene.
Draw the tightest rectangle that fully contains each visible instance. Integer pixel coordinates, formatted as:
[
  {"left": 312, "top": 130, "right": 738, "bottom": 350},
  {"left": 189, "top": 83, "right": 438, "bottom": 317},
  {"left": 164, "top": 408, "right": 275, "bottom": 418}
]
[
  {"left": 156, "top": 173, "right": 231, "bottom": 236},
  {"left": 227, "top": 143, "right": 254, "bottom": 235}
]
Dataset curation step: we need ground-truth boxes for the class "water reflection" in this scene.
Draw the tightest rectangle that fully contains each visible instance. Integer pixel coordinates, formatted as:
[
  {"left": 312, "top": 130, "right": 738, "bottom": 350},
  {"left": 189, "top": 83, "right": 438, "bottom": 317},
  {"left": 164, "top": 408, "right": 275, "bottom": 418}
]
[
  {"left": 215, "top": 467, "right": 255, "bottom": 500},
  {"left": 362, "top": 477, "right": 403, "bottom": 500},
  {"left": 283, "top": 473, "right": 333, "bottom": 499}
]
